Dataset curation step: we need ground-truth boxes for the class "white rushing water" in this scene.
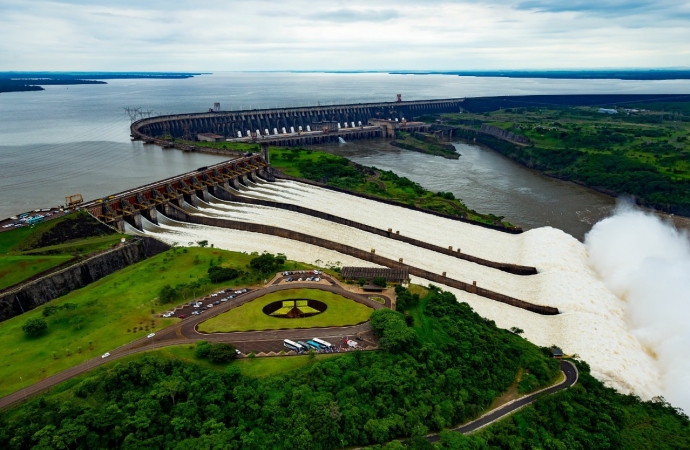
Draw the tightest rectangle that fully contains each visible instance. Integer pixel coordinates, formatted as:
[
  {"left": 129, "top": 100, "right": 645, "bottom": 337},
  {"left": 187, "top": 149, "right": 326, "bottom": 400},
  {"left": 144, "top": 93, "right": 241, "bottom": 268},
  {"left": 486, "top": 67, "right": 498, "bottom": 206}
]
[{"left": 134, "top": 180, "right": 673, "bottom": 403}]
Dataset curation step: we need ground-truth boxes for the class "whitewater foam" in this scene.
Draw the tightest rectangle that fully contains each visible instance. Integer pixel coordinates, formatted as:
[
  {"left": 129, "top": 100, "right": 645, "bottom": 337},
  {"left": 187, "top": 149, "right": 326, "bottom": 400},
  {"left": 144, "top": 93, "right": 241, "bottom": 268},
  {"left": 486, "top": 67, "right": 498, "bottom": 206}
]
[{"left": 135, "top": 181, "right": 669, "bottom": 402}]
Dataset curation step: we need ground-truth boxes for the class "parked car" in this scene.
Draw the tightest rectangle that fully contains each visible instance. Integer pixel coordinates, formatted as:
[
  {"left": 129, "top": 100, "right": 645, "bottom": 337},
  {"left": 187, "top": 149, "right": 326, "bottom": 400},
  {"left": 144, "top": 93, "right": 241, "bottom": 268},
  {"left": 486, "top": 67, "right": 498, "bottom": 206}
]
[
  {"left": 211, "top": 293, "right": 218, "bottom": 297},
  {"left": 218, "top": 290, "right": 225, "bottom": 294},
  {"left": 192, "top": 311, "right": 200, "bottom": 315},
  {"left": 315, "top": 277, "right": 321, "bottom": 282},
  {"left": 221, "top": 298, "right": 228, "bottom": 302},
  {"left": 178, "top": 314, "right": 185, "bottom": 319},
  {"left": 213, "top": 301, "right": 220, "bottom": 305},
  {"left": 101, "top": 352, "right": 110, "bottom": 358},
  {"left": 147, "top": 333, "right": 155, "bottom": 338},
  {"left": 241, "top": 288, "right": 247, "bottom": 293},
  {"left": 235, "top": 349, "right": 241, "bottom": 355},
  {"left": 207, "top": 304, "right": 214, "bottom": 308}
]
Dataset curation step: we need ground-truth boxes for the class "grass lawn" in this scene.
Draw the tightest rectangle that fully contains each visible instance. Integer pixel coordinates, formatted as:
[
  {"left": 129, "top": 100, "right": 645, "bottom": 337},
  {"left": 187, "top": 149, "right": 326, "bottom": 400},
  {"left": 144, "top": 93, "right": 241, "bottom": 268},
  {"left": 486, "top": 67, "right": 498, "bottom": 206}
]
[
  {"left": 127, "top": 344, "right": 343, "bottom": 377},
  {"left": 0, "top": 247, "right": 317, "bottom": 397},
  {"left": 198, "top": 288, "right": 373, "bottom": 333},
  {"left": 0, "top": 255, "right": 74, "bottom": 290},
  {"left": 0, "top": 213, "right": 124, "bottom": 291}
]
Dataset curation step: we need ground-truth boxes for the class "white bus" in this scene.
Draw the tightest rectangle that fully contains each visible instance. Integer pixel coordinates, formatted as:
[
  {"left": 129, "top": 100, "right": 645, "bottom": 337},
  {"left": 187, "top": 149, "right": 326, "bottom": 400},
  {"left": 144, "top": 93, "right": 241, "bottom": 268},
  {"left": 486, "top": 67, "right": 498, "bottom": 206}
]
[
  {"left": 312, "top": 338, "right": 333, "bottom": 349},
  {"left": 283, "top": 339, "right": 304, "bottom": 352}
]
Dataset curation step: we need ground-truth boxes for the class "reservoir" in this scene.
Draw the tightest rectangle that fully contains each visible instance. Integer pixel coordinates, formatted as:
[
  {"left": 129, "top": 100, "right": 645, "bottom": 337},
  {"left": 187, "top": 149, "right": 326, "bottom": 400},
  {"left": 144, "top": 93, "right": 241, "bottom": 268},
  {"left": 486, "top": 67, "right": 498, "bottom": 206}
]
[
  {"left": 308, "top": 139, "right": 690, "bottom": 240},
  {"left": 3, "top": 72, "right": 690, "bottom": 236}
]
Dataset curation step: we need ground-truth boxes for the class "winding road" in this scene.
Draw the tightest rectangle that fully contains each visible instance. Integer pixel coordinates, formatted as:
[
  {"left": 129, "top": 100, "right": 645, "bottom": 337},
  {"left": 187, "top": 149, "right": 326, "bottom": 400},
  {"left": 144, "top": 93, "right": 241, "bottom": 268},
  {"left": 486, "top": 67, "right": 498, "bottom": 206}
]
[
  {"left": 0, "top": 276, "right": 578, "bottom": 444},
  {"left": 0, "top": 278, "right": 385, "bottom": 411}
]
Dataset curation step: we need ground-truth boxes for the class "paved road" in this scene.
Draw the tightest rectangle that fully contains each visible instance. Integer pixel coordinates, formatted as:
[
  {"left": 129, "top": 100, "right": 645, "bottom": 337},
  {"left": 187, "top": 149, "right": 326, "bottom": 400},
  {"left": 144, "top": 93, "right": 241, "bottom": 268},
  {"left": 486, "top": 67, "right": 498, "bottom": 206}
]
[
  {"left": 427, "top": 360, "right": 578, "bottom": 441},
  {"left": 0, "top": 279, "right": 381, "bottom": 411}
]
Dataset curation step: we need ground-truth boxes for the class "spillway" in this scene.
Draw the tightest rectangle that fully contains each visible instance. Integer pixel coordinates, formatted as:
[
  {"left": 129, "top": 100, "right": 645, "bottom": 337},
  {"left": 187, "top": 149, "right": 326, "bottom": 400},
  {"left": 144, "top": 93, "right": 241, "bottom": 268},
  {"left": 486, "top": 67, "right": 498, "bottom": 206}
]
[{"left": 135, "top": 179, "right": 663, "bottom": 400}]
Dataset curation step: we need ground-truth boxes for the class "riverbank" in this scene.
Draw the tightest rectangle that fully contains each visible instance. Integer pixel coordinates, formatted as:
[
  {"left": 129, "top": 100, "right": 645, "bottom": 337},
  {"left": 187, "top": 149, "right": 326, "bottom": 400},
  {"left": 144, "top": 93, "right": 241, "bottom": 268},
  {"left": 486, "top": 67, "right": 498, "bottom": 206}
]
[
  {"left": 268, "top": 147, "right": 516, "bottom": 229},
  {"left": 390, "top": 131, "right": 459, "bottom": 159},
  {"left": 439, "top": 104, "right": 690, "bottom": 216}
]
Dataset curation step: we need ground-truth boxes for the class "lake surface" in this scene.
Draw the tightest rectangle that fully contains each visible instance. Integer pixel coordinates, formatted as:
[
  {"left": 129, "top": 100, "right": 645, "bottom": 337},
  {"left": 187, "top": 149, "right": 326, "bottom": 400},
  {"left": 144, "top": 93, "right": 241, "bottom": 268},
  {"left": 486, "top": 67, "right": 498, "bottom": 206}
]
[{"left": 2, "top": 72, "right": 690, "bottom": 234}]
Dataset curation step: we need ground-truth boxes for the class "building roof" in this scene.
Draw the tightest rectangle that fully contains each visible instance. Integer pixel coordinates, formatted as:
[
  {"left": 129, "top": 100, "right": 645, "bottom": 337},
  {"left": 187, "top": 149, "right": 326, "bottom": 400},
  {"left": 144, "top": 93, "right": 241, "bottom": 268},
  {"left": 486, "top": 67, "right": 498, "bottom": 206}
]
[
  {"left": 551, "top": 347, "right": 564, "bottom": 357},
  {"left": 340, "top": 267, "right": 409, "bottom": 282},
  {"left": 362, "top": 284, "right": 386, "bottom": 291}
]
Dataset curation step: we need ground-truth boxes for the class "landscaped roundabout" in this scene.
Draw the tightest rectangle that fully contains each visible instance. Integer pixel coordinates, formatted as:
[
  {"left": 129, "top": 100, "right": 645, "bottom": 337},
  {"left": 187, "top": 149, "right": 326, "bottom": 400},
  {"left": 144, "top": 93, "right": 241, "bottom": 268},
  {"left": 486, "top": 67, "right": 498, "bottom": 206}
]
[{"left": 196, "top": 288, "right": 374, "bottom": 333}]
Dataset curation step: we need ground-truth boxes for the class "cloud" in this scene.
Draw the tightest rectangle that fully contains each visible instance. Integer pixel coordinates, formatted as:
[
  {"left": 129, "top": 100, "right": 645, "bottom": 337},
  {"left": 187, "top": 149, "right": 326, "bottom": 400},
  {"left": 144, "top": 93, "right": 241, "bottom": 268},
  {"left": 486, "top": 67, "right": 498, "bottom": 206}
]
[
  {"left": 513, "top": 0, "right": 689, "bottom": 19},
  {"left": 314, "top": 8, "right": 402, "bottom": 22},
  {"left": 0, "top": 0, "right": 689, "bottom": 70}
]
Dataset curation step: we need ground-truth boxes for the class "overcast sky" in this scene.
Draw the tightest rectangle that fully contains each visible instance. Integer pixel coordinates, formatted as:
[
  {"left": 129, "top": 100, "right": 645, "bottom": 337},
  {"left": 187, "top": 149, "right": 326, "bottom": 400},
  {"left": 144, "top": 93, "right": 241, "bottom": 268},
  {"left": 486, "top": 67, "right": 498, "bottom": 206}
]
[{"left": 2, "top": 0, "right": 690, "bottom": 71}]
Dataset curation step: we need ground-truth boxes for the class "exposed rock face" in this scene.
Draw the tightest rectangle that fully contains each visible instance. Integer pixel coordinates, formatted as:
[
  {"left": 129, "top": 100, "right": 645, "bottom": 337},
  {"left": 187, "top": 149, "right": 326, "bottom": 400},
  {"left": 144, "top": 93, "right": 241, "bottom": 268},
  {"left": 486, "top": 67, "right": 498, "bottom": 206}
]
[
  {"left": 480, "top": 124, "right": 530, "bottom": 144},
  {"left": 0, "top": 237, "right": 169, "bottom": 322}
]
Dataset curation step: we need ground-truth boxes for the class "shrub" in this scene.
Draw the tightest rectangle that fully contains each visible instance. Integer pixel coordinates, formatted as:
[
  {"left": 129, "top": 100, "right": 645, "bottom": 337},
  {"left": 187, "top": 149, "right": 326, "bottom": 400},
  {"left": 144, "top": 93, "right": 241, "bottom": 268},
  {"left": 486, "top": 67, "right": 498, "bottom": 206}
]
[
  {"left": 207, "top": 266, "right": 240, "bottom": 283},
  {"left": 195, "top": 341, "right": 211, "bottom": 359},
  {"left": 372, "top": 277, "right": 387, "bottom": 288},
  {"left": 208, "top": 343, "right": 238, "bottom": 363},
  {"left": 22, "top": 318, "right": 48, "bottom": 337}
]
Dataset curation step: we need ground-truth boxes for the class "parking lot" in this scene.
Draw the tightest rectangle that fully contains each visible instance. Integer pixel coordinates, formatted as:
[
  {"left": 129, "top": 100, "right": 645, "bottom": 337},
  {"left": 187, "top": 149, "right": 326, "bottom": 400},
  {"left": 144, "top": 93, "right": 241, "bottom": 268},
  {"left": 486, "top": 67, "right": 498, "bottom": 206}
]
[{"left": 161, "top": 286, "right": 253, "bottom": 319}]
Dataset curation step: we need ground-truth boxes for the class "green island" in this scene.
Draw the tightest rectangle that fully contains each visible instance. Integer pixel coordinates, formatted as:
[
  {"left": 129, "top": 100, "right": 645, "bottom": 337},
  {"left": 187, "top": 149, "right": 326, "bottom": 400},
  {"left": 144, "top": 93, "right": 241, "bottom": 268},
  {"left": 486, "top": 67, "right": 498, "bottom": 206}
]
[
  {"left": 0, "top": 212, "right": 123, "bottom": 291},
  {"left": 197, "top": 288, "right": 373, "bottom": 333},
  {"left": 391, "top": 131, "right": 459, "bottom": 159},
  {"left": 440, "top": 101, "right": 690, "bottom": 215},
  {"left": 181, "top": 139, "right": 513, "bottom": 228},
  {"left": 1, "top": 281, "right": 689, "bottom": 448},
  {"left": 269, "top": 147, "right": 513, "bottom": 228}
]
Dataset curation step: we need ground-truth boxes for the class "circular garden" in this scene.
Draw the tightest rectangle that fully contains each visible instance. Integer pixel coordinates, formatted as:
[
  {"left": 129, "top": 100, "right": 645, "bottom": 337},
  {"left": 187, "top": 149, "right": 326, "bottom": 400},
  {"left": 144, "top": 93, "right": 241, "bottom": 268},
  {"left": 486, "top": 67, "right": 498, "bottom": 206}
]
[{"left": 197, "top": 288, "right": 373, "bottom": 333}]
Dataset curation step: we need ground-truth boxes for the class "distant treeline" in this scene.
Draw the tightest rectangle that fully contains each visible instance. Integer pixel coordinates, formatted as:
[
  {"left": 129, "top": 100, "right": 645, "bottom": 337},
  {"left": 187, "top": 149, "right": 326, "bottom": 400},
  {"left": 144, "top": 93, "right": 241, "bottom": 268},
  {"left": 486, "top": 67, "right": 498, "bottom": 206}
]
[
  {"left": 0, "top": 72, "right": 204, "bottom": 93},
  {"left": 391, "top": 70, "right": 690, "bottom": 81},
  {"left": 456, "top": 95, "right": 690, "bottom": 114}
]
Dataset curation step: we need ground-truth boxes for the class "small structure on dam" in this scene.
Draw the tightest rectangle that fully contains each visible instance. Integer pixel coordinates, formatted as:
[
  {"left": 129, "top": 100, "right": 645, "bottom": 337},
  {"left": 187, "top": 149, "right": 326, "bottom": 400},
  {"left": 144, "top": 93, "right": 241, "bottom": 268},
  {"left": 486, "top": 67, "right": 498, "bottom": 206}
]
[
  {"left": 83, "top": 148, "right": 271, "bottom": 232},
  {"left": 130, "top": 98, "right": 464, "bottom": 149}
]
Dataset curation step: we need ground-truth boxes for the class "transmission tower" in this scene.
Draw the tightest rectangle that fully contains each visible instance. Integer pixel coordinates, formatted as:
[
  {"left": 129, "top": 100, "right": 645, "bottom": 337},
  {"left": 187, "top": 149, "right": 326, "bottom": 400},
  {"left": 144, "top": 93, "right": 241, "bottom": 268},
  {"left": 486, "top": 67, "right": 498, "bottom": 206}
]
[
  {"left": 182, "top": 124, "right": 192, "bottom": 142},
  {"left": 124, "top": 107, "right": 142, "bottom": 123}
]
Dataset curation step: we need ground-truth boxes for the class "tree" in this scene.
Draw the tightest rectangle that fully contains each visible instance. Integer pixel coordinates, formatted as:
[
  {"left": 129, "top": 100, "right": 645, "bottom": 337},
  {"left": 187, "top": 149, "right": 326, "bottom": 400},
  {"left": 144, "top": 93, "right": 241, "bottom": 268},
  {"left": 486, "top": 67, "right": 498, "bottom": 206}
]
[
  {"left": 158, "top": 284, "right": 177, "bottom": 303},
  {"left": 372, "top": 277, "right": 387, "bottom": 287},
  {"left": 249, "top": 252, "right": 286, "bottom": 273},
  {"left": 22, "top": 317, "right": 48, "bottom": 337},
  {"left": 207, "top": 266, "right": 240, "bottom": 283},
  {"left": 369, "top": 309, "right": 417, "bottom": 353},
  {"left": 208, "top": 343, "right": 238, "bottom": 363},
  {"left": 197, "top": 240, "right": 209, "bottom": 248},
  {"left": 195, "top": 341, "right": 211, "bottom": 359}
]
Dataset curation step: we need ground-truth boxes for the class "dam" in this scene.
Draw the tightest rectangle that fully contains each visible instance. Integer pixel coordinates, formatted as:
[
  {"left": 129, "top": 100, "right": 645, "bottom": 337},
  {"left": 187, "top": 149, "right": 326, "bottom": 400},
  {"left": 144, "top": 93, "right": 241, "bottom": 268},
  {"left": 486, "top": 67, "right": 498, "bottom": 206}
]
[
  {"left": 130, "top": 97, "right": 463, "bottom": 148},
  {"left": 76, "top": 148, "right": 663, "bottom": 400}
]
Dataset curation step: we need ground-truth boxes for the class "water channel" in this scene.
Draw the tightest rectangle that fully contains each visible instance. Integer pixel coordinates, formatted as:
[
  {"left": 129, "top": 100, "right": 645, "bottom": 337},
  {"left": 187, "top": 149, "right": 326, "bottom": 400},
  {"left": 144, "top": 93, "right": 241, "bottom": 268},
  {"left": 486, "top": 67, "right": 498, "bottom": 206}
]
[{"left": 308, "top": 138, "right": 690, "bottom": 240}]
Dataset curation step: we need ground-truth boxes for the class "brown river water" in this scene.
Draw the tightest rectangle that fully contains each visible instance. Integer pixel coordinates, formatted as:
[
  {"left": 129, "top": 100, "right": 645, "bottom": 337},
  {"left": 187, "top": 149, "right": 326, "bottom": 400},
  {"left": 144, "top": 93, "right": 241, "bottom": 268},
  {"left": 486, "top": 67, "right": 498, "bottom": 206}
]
[{"left": 307, "top": 138, "right": 690, "bottom": 241}]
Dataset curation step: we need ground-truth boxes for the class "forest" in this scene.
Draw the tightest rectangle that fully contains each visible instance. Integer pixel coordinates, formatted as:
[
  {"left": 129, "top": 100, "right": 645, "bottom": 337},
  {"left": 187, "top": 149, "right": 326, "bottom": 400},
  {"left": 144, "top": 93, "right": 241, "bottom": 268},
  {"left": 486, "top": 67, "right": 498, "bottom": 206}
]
[
  {"left": 0, "top": 286, "right": 559, "bottom": 449},
  {"left": 2, "top": 286, "right": 687, "bottom": 448},
  {"left": 444, "top": 104, "right": 690, "bottom": 215}
]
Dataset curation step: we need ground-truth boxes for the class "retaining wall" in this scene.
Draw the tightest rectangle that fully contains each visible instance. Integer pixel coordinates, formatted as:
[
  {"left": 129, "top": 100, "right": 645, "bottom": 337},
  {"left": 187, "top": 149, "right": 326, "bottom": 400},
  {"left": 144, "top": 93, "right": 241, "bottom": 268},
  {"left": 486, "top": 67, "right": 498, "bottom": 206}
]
[
  {"left": 170, "top": 206, "right": 557, "bottom": 315},
  {"left": 211, "top": 186, "right": 536, "bottom": 275},
  {"left": 0, "top": 237, "right": 170, "bottom": 322},
  {"left": 271, "top": 171, "right": 524, "bottom": 234}
]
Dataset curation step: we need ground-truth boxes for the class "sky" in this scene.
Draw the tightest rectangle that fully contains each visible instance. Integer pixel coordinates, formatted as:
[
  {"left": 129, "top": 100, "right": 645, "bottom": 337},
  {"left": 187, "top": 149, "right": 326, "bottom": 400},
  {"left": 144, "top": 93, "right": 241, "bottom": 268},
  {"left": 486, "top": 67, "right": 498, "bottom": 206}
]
[{"left": 1, "top": 0, "right": 690, "bottom": 71}]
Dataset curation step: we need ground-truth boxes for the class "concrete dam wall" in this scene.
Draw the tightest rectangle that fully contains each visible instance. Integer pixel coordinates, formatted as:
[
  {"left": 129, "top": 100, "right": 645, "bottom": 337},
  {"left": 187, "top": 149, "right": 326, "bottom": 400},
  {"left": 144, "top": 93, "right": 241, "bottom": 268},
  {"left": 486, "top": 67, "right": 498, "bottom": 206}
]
[
  {"left": 131, "top": 98, "right": 464, "bottom": 143},
  {"left": 0, "top": 237, "right": 169, "bottom": 322}
]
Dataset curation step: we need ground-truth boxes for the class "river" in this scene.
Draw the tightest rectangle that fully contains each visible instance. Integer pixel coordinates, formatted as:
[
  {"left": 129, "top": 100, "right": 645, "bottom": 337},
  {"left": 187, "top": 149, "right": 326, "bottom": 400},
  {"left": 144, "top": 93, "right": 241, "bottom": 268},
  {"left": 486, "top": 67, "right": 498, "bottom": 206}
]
[
  {"left": 3, "top": 72, "right": 690, "bottom": 236},
  {"left": 308, "top": 138, "right": 690, "bottom": 240}
]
